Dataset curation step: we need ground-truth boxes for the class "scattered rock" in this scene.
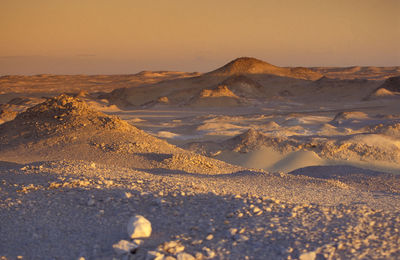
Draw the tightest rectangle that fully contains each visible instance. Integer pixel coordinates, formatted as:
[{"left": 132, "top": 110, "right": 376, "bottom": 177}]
[
  {"left": 161, "top": 241, "right": 185, "bottom": 255},
  {"left": 234, "top": 234, "right": 249, "bottom": 242},
  {"left": 191, "top": 239, "right": 203, "bottom": 245},
  {"left": 202, "top": 247, "right": 216, "bottom": 258},
  {"left": 112, "top": 240, "right": 139, "bottom": 255},
  {"left": 123, "top": 192, "right": 132, "bottom": 199},
  {"left": 228, "top": 228, "right": 238, "bottom": 237},
  {"left": 299, "top": 251, "right": 317, "bottom": 260},
  {"left": 176, "top": 252, "right": 195, "bottom": 260},
  {"left": 146, "top": 250, "right": 165, "bottom": 260},
  {"left": 252, "top": 207, "right": 262, "bottom": 215},
  {"left": 205, "top": 234, "right": 214, "bottom": 240},
  {"left": 164, "top": 256, "right": 177, "bottom": 260}
]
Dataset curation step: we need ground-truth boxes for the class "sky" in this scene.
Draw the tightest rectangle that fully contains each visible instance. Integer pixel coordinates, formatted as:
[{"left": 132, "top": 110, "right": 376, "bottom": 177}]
[{"left": 0, "top": 0, "right": 399, "bottom": 75}]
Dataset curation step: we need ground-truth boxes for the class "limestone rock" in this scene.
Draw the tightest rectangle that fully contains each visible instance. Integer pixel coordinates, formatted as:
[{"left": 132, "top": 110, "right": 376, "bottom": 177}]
[
  {"left": 112, "top": 240, "right": 138, "bottom": 255},
  {"left": 146, "top": 250, "right": 164, "bottom": 260},
  {"left": 127, "top": 215, "right": 152, "bottom": 239},
  {"left": 299, "top": 251, "right": 317, "bottom": 260},
  {"left": 161, "top": 240, "right": 185, "bottom": 255},
  {"left": 176, "top": 252, "right": 195, "bottom": 260}
]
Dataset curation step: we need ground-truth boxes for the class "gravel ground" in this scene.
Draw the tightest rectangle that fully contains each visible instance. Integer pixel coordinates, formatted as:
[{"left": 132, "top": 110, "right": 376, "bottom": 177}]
[{"left": 1, "top": 160, "right": 399, "bottom": 260}]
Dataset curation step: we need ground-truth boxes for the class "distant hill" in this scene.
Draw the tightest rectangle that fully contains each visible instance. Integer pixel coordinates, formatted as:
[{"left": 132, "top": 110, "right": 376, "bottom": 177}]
[
  {"left": 105, "top": 57, "right": 398, "bottom": 107},
  {"left": 310, "top": 66, "right": 400, "bottom": 80},
  {"left": 207, "top": 57, "right": 322, "bottom": 80}
]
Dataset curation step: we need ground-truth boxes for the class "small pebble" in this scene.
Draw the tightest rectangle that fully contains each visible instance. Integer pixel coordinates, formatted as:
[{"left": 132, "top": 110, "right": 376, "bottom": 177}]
[
  {"left": 228, "top": 228, "right": 238, "bottom": 236},
  {"left": 123, "top": 192, "right": 132, "bottom": 199}
]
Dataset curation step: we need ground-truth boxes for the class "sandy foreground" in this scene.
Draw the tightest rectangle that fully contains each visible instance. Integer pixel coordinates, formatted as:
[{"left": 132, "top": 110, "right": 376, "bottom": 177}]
[{"left": 1, "top": 58, "right": 400, "bottom": 259}]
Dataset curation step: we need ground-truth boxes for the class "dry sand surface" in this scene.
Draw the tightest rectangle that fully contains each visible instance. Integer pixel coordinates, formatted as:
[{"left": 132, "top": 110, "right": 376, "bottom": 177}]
[{"left": 1, "top": 57, "right": 400, "bottom": 259}]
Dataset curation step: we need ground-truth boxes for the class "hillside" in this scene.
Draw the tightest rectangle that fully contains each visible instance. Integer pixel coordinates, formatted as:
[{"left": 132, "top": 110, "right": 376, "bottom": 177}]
[
  {"left": 0, "top": 94, "right": 240, "bottom": 174},
  {"left": 207, "top": 57, "right": 322, "bottom": 80}
]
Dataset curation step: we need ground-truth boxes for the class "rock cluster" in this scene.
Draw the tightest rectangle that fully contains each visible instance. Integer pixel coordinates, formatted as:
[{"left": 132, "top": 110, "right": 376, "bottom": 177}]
[
  {"left": 113, "top": 215, "right": 151, "bottom": 256},
  {"left": 113, "top": 215, "right": 197, "bottom": 260}
]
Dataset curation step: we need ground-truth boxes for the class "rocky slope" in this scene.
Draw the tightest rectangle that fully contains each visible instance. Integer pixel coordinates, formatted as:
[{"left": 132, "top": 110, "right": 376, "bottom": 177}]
[{"left": 0, "top": 94, "right": 240, "bottom": 174}]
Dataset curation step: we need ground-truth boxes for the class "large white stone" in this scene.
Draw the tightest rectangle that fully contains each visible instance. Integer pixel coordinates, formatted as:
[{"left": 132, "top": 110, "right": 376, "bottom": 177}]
[{"left": 127, "top": 215, "right": 152, "bottom": 239}]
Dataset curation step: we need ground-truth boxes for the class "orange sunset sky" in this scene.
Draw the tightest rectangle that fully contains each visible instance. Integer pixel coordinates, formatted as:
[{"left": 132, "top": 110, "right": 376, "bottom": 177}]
[{"left": 0, "top": 0, "right": 399, "bottom": 75}]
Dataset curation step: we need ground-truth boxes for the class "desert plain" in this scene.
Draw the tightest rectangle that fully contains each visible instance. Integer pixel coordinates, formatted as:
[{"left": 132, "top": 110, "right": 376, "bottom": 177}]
[{"left": 1, "top": 57, "right": 400, "bottom": 259}]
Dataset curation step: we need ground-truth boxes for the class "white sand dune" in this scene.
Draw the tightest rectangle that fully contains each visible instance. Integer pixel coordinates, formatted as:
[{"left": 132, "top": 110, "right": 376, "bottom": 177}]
[{"left": 215, "top": 147, "right": 326, "bottom": 173}]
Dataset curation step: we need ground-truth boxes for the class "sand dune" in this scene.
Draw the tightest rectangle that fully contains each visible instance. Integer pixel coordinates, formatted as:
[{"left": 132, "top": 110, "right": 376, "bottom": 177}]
[{"left": 186, "top": 124, "right": 400, "bottom": 174}]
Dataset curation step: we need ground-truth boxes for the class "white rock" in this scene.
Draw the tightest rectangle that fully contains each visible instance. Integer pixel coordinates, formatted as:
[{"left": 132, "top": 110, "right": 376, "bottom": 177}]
[
  {"left": 127, "top": 215, "right": 152, "bottom": 239},
  {"left": 112, "top": 240, "right": 138, "bottom": 255},
  {"left": 162, "top": 240, "right": 185, "bottom": 254},
  {"left": 123, "top": 192, "right": 132, "bottom": 199},
  {"left": 202, "top": 247, "right": 216, "bottom": 258},
  {"left": 177, "top": 252, "right": 195, "bottom": 260},
  {"left": 234, "top": 234, "right": 249, "bottom": 242},
  {"left": 299, "top": 251, "right": 317, "bottom": 260},
  {"left": 228, "top": 228, "right": 238, "bottom": 236}
]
